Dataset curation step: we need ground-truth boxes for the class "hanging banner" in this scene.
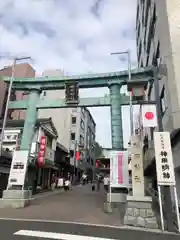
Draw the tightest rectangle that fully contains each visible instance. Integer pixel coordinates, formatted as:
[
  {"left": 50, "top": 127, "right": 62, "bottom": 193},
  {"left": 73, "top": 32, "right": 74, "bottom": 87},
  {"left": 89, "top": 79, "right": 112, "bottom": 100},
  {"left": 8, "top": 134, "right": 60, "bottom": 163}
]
[
  {"left": 38, "top": 136, "right": 46, "bottom": 166},
  {"left": 154, "top": 132, "right": 175, "bottom": 186},
  {"left": 141, "top": 104, "right": 158, "bottom": 127},
  {"left": 110, "top": 151, "right": 129, "bottom": 188},
  {"left": 76, "top": 151, "right": 80, "bottom": 161},
  {"left": 8, "top": 150, "right": 29, "bottom": 186}
]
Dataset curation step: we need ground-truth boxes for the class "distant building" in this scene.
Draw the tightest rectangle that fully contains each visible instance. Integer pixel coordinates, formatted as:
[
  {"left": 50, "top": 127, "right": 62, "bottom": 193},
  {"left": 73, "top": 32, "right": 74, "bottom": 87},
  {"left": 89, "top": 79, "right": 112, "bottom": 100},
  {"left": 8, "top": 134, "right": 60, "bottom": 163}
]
[
  {"left": 0, "top": 63, "right": 35, "bottom": 120},
  {"left": 38, "top": 69, "right": 96, "bottom": 171}
]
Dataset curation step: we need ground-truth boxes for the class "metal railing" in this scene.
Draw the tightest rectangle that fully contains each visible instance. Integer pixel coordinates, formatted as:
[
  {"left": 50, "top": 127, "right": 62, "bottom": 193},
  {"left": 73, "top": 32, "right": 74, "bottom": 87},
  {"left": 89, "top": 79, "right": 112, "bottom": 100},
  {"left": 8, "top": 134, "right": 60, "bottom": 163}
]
[{"left": 148, "top": 187, "right": 179, "bottom": 230}]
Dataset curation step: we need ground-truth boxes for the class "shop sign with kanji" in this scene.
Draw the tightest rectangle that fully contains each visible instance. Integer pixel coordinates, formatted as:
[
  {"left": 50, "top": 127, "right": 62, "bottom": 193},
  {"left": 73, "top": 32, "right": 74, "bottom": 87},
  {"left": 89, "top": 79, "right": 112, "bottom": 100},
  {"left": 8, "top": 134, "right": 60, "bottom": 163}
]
[
  {"left": 154, "top": 132, "right": 175, "bottom": 186},
  {"left": 38, "top": 136, "right": 46, "bottom": 166}
]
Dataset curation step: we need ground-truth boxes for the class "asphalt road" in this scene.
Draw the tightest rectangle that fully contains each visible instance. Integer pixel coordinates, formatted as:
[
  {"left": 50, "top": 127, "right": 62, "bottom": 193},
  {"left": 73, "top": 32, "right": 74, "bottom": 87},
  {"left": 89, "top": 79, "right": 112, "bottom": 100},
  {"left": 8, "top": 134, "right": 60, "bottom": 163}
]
[
  {"left": 0, "top": 184, "right": 123, "bottom": 226},
  {"left": 1, "top": 219, "right": 180, "bottom": 239}
]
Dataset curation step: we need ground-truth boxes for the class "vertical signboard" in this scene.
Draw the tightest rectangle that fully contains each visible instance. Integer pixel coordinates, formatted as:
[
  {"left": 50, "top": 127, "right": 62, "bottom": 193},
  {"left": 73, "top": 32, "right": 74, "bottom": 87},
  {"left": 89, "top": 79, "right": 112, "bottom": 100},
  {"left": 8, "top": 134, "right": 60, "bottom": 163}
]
[
  {"left": 110, "top": 151, "right": 128, "bottom": 188},
  {"left": 38, "top": 136, "right": 46, "bottom": 166},
  {"left": 153, "top": 132, "right": 180, "bottom": 232},
  {"left": 8, "top": 150, "right": 29, "bottom": 186},
  {"left": 154, "top": 132, "right": 175, "bottom": 186}
]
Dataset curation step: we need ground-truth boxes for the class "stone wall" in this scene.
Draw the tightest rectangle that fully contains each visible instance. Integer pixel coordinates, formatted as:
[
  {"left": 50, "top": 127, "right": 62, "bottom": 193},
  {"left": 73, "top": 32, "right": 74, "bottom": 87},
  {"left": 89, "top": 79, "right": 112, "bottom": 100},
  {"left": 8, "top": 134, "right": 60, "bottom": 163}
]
[{"left": 124, "top": 203, "right": 159, "bottom": 229}]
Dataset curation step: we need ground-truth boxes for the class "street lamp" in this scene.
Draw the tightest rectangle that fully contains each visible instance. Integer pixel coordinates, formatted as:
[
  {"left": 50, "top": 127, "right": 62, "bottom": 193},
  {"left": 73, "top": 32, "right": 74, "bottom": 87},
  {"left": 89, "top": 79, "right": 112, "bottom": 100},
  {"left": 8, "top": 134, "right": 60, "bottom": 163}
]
[
  {"left": 0, "top": 55, "right": 32, "bottom": 156},
  {"left": 111, "top": 50, "right": 133, "bottom": 135}
]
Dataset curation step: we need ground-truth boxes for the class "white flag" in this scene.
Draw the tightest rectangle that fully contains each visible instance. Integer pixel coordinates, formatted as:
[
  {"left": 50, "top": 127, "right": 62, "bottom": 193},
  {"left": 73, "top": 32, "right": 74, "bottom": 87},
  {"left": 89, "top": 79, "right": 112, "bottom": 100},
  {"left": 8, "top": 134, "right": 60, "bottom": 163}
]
[{"left": 141, "top": 104, "right": 157, "bottom": 127}]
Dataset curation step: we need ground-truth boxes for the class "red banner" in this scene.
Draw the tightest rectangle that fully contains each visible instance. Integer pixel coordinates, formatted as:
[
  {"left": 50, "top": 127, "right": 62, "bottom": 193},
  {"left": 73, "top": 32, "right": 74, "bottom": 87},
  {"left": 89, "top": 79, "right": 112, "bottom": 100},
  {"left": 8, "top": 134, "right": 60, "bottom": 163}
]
[
  {"left": 38, "top": 136, "right": 46, "bottom": 166},
  {"left": 96, "top": 160, "right": 99, "bottom": 168},
  {"left": 76, "top": 151, "right": 80, "bottom": 161}
]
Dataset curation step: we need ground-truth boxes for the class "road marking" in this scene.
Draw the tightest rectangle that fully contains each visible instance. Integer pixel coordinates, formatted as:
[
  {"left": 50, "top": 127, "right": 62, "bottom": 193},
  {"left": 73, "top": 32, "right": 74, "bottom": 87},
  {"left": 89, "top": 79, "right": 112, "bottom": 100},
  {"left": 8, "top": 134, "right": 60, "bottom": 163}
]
[
  {"left": 14, "top": 230, "right": 117, "bottom": 239},
  {"left": 0, "top": 217, "right": 174, "bottom": 234},
  {"left": 0, "top": 217, "right": 122, "bottom": 229}
]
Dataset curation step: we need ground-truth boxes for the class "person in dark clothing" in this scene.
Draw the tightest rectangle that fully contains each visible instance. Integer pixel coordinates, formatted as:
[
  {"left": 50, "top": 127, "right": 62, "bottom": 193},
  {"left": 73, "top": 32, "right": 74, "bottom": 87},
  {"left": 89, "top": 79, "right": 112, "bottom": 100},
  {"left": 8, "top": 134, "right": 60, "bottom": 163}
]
[
  {"left": 96, "top": 175, "right": 101, "bottom": 191},
  {"left": 64, "top": 178, "right": 70, "bottom": 192}
]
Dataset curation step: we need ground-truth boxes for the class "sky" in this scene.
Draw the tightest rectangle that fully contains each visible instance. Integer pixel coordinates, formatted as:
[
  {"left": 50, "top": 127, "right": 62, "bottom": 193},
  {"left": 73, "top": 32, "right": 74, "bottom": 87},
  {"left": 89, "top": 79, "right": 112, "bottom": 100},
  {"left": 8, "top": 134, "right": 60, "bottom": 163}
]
[{"left": 0, "top": 0, "right": 138, "bottom": 148}]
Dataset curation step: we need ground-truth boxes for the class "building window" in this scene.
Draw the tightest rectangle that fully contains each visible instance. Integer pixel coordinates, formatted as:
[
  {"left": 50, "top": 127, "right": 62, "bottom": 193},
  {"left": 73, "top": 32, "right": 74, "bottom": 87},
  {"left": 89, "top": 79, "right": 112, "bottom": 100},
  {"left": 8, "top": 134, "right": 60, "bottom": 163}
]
[
  {"left": 46, "top": 135, "right": 52, "bottom": 148},
  {"left": 152, "top": 54, "right": 158, "bottom": 66},
  {"left": 92, "top": 133, "right": 95, "bottom": 141},
  {"left": 136, "top": 5, "right": 139, "bottom": 28},
  {"left": 81, "top": 107, "right": 85, "bottom": 116},
  {"left": 144, "top": 0, "right": 151, "bottom": 29},
  {"left": 71, "top": 133, "right": 76, "bottom": 140},
  {"left": 138, "top": 41, "right": 142, "bottom": 63},
  {"left": 146, "top": 4, "right": 156, "bottom": 57},
  {"left": 71, "top": 116, "right": 76, "bottom": 124},
  {"left": 160, "top": 86, "right": 167, "bottom": 114},
  {"left": 70, "top": 150, "right": 74, "bottom": 158},
  {"left": 79, "top": 135, "right": 84, "bottom": 145},
  {"left": 146, "top": 54, "right": 149, "bottom": 66},
  {"left": 80, "top": 119, "right": 85, "bottom": 130}
]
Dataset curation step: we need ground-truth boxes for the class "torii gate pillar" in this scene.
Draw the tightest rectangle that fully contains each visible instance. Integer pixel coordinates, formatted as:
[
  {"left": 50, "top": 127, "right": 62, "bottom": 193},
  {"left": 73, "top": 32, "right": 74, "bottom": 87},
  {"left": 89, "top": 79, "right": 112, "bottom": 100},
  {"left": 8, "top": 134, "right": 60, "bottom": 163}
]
[
  {"left": 104, "top": 84, "right": 126, "bottom": 212},
  {"left": 109, "top": 83, "right": 123, "bottom": 150},
  {"left": 1, "top": 90, "right": 40, "bottom": 208}
]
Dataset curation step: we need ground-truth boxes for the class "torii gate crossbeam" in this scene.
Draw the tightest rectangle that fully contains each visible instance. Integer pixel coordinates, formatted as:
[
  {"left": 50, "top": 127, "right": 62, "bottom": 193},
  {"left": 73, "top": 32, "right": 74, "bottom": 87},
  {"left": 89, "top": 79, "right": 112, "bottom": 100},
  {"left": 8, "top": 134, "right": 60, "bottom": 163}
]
[{"left": 1, "top": 66, "right": 153, "bottom": 156}]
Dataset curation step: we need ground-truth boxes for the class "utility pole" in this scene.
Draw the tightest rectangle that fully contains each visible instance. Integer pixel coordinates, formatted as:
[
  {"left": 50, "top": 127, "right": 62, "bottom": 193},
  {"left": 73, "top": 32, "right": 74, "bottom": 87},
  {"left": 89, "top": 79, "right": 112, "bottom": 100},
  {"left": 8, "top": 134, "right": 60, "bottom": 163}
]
[
  {"left": 0, "top": 55, "right": 31, "bottom": 156},
  {"left": 73, "top": 140, "right": 77, "bottom": 184},
  {"left": 153, "top": 67, "right": 174, "bottom": 231}
]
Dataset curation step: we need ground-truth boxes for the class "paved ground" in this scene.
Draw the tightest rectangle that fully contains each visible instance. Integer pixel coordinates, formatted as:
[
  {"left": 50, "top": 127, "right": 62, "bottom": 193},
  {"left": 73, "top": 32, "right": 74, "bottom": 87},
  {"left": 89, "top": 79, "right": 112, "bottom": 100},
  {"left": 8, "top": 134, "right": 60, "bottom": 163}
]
[
  {"left": 1, "top": 219, "right": 180, "bottom": 239},
  {"left": 0, "top": 184, "right": 122, "bottom": 226},
  {"left": 0, "top": 185, "right": 179, "bottom": 239}
]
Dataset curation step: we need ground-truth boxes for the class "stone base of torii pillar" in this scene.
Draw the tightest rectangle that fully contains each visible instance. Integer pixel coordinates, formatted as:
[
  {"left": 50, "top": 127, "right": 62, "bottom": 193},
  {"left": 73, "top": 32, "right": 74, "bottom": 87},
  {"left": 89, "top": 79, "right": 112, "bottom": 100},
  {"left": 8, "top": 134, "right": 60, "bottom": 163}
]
[
  {"left": 123, "top": 135, "right": 159, "bottom": 229},
  {"left": 0, "top": 189, "right": 32, "bottom": 208}
]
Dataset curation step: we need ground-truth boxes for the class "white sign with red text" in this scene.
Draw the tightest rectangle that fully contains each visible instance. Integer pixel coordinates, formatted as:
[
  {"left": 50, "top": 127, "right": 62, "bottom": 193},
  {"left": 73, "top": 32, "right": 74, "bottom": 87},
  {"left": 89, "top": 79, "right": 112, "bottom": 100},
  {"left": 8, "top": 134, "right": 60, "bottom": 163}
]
[
  {"left": 141, "top": 104, "right": 158, "bottom": 127},
  {"left": 110, "top": 151, "right": 129, "bottom": 188}
]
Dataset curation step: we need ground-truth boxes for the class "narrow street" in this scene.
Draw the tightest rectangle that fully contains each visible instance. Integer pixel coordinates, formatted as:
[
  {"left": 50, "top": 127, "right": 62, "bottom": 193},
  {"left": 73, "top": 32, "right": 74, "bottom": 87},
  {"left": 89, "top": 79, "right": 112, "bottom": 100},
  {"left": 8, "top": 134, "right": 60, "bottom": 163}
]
[{"left": 0, "top": 184, "right": 122, "bottom": 226}]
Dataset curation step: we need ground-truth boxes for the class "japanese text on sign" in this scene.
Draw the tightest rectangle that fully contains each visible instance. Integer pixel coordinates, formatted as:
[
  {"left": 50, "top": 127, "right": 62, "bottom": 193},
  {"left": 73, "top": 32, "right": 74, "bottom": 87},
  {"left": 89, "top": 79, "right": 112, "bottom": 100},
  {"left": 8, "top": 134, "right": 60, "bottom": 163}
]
[
  {"left": 154, "top": 132, "right": 175, "bottom": 186},
  {"left": 38, "top": 136, "right": 46, "bottom": 166},
  {"left": 132, "top": 152, "right": 143, "bottom": 185}
]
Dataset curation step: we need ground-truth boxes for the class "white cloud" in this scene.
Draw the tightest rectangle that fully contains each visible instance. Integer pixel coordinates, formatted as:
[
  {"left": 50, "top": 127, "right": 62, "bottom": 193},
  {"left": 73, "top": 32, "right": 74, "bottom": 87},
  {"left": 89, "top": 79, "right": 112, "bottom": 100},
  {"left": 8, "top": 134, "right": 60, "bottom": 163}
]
[{"left": 0, "top": 0, "right": 137, "bottom": 148}]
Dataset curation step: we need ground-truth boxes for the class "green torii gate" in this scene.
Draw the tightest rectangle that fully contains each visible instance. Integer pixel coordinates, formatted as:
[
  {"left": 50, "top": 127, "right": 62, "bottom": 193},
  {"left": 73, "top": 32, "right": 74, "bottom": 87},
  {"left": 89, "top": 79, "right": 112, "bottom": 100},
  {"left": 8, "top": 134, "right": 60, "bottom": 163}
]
[{"left": 3, "top": 66, "right": 152, "bottom": 154}]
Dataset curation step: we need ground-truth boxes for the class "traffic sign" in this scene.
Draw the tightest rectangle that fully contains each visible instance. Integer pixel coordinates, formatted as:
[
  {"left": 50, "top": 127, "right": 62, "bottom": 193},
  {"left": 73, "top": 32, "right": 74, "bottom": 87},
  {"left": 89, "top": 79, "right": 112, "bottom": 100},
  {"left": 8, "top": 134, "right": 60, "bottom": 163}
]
[{"left": 141, "top": 104, "right": 157, "bottom": 127}]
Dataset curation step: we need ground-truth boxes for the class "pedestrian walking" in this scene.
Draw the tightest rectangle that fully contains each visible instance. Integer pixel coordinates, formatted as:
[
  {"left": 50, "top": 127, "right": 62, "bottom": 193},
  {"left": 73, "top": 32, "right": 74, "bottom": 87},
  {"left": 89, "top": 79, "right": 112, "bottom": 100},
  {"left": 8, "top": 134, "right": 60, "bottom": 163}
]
[
  {"left": 68, "top": 174, "right": 72, "bottom": 190},
  {"left": 103, "top": 175, "right": 109, "bottom": 192},
  {"left": 96, "top": 174, "right": 101, "bottom": 191},
  {"left": 82, "top": 173, "right": 87, "bottom": 185},
  {"left": 64, "top": 178, "right": 70, "bottom": 192},
  {"left": 51, "top": 173, "right": 57, "bottom": 191}
]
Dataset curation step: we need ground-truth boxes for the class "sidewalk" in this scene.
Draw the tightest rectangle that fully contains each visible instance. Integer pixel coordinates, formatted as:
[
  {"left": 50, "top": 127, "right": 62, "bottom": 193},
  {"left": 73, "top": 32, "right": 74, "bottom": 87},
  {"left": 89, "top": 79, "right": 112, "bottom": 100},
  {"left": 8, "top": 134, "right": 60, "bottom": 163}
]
[{"left": 32, "top": 188, "right": 64, "bottom": 201}]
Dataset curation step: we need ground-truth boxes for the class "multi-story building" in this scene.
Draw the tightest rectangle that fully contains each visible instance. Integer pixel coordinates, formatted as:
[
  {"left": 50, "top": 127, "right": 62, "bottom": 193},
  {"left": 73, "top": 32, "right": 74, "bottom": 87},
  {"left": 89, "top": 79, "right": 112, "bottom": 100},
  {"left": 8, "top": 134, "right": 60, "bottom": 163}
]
[
  {"left": 0, "top": 63, "right": 35, "bottom": 120},
  {"left": 70, "top": 107, "right": 96, "bottom": 171},
  {"left": 0, "top": 118, "right": 58, "bottom": 195},
  {"left": 38, "top": 69, "right": 96, "bottom": 172},
  {"left": 136, "top": 0, "right": 180, "bottom": 203}
]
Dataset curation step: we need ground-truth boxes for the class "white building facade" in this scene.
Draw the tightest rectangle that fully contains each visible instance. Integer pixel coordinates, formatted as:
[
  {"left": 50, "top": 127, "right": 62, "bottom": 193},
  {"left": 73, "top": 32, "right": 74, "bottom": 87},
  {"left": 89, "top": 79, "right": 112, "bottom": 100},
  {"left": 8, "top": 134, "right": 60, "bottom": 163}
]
[
  {"left": 136, "top": 0, "right": 180, "bottom": 204},
  {"left": 38, "top": 70, "right": 96, "bottom": 171}
]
